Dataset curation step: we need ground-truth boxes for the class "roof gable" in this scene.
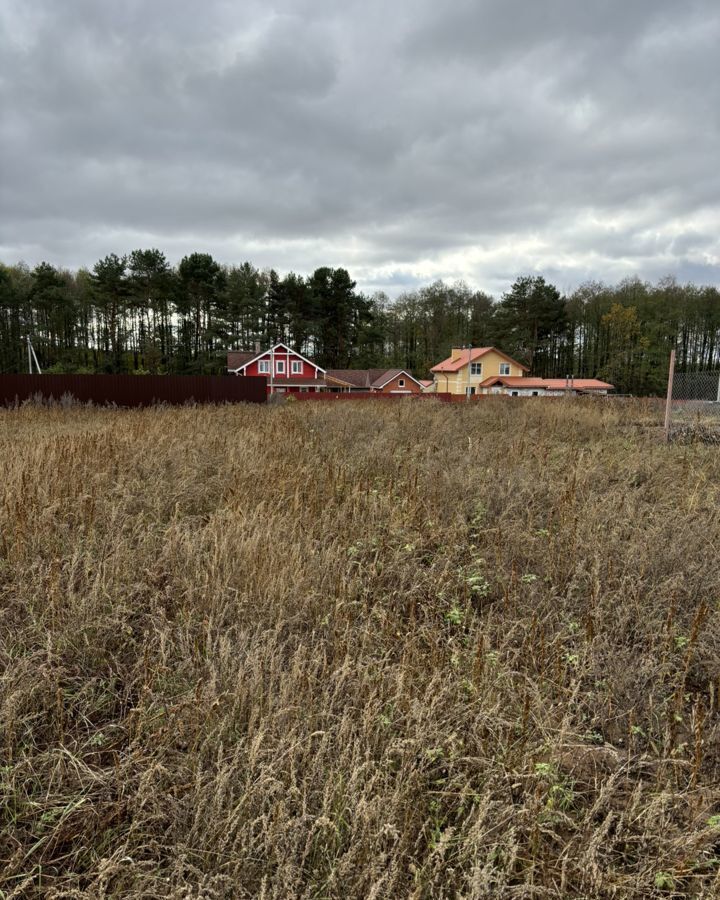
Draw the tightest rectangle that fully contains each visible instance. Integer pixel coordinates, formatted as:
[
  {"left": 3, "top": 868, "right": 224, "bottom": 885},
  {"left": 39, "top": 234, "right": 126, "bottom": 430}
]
[
  {"left": 371, "top": 369, "right": 424, "bottom": 389},
  {"left": 229, "top": 343, "right": 325, "bottom": 374}
]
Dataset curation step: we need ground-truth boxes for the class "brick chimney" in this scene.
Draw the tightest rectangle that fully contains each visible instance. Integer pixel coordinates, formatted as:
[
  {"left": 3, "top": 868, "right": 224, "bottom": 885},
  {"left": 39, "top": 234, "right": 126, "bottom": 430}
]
[{"left": 451, "top": 347, "right": 465, "bottom": 362}]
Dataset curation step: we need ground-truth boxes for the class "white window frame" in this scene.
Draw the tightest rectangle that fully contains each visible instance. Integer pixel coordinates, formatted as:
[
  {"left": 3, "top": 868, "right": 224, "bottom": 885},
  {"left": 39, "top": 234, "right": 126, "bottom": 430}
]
[
  {"left": 470, "top": 362, "right": 482, "bottom": 376},
  {"left": 258, "top": 359, "right": 270, "bottom": 374},
  {"left": 276, "top": 359, "right": 285, "bottom": 375},
  {"left": 398, "top": 378, "right": 405, "bottom": 387},
  {"left": 291, "top": 360, "right": 302, "bottom": 375},
  {"left": 499, "top": 363, "right": 511, "bottom": 375}
]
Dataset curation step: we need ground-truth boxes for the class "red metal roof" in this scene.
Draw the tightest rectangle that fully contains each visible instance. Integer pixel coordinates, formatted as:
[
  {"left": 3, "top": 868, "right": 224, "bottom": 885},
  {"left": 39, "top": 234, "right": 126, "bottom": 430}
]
[{"left": 431, "top": 347, "right": 529, "bottom": 373}]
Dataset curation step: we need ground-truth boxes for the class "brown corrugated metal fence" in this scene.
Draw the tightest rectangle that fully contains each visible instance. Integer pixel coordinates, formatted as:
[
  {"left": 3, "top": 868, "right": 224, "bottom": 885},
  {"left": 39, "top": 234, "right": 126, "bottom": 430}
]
[{"left": 0, "top": 375, "right": 267, "bottom": 407}]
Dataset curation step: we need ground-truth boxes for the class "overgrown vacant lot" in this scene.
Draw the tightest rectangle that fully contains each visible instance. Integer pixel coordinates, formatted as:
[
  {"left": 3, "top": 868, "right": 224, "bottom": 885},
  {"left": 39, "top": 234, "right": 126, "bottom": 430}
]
[{"left": 1, "top": 399, "right": 719, "bottom": 899}]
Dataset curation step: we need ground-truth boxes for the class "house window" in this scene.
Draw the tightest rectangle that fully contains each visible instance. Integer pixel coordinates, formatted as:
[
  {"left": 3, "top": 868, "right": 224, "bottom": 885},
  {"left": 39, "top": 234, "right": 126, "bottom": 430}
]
[
  {"left": 466, "top": 386, "right": 476, "bottom": 397},
  {"left": 531, "top": 391, "right": 539, "bottom": 396},
  {"left": 291, "top": 360, "right": 302, "bottom": 375},
  {"left": 276, "top": 360, "right": 285, "bottom": 374},
  {"left": 470, "top": 362, "right": 482, "bottom": 376},
  {"left": 511, "top": 390, "right": 519, "bottom": 397},
  {"left": 398, "top": 378, "right": 405, "bottom": 387},
  {"left": 300, "top": 387, "right": 308, "bottom": 393},
  {"left": 499, "top": 363, "right": 511, "bottom": 375},
  {"left": 258, "top": 359, "right": 270, "bottom": 374}
]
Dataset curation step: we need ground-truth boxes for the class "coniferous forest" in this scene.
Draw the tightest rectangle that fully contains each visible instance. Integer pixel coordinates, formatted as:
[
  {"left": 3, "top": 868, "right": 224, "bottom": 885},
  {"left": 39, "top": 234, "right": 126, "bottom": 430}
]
[{"left": 1, "top": 251, "right": 719, "bottom": 394}]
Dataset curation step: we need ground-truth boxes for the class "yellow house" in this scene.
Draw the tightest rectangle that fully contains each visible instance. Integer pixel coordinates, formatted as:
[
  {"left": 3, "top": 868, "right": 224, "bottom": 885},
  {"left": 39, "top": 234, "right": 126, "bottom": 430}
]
[{"left": 430, "top": 347, "right": 528, "bottom": 396}]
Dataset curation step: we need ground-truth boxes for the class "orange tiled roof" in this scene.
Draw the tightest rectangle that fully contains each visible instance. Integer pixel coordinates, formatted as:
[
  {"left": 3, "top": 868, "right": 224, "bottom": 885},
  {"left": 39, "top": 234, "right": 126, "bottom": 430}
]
[
  {"left": 480, "top": 376, "right": 614, "bottom": 391},
  {"left": 431, "top": 347, "right": 529, "bottom": 373},
  {"left": 539, "top": 378, "right": 614, "bottom": 391}
]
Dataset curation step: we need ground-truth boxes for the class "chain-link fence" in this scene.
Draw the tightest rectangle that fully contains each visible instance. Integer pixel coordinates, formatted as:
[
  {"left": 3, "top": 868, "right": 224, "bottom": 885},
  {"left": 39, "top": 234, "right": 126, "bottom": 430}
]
[{"left": 664, "top": 352, "right": 720, "bottom": 442}]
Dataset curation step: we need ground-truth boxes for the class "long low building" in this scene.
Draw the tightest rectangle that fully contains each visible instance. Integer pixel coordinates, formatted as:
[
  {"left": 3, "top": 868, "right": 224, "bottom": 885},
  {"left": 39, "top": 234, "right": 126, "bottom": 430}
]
[{"left": 479, "top": 376, "right": 614, "bottom": 396}]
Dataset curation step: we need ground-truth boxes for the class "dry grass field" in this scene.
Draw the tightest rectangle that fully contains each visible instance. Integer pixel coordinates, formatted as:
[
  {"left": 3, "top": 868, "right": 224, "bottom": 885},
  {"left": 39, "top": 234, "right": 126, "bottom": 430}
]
[{"left": 1, "top": 399, "right": 719, "bottom": 899}]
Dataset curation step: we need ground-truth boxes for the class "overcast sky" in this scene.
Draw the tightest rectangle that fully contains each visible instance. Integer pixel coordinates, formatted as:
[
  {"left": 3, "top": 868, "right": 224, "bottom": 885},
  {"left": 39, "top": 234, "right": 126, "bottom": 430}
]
[{"left": 1, "top": 0, "right": 719, "bottom": 296}]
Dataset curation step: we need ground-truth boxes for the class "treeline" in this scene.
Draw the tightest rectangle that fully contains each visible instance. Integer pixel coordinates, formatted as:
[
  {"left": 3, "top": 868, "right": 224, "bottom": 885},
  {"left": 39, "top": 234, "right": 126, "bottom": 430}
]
[{"left": 1, "top": 250, "right": 719, "bottom": 393}]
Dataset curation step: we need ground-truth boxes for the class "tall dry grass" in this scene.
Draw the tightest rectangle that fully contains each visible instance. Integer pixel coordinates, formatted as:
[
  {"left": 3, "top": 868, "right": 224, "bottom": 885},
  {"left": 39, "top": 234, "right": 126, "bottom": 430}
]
[{"left": 1, "top": 398, "right": 719, "bottom": 898}]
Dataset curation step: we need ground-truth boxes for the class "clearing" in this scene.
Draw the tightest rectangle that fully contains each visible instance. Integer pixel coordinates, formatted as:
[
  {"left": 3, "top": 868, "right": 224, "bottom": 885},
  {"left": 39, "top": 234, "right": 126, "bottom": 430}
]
[{"left": 1, "top": 399, "right": 719, "bottom": 898}]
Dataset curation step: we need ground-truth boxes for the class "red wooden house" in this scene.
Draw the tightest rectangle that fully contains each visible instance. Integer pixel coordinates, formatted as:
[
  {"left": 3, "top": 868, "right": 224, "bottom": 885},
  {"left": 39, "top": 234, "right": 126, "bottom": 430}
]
[{"left": 227, "top": 343, "right": 326, "bottom": 393}]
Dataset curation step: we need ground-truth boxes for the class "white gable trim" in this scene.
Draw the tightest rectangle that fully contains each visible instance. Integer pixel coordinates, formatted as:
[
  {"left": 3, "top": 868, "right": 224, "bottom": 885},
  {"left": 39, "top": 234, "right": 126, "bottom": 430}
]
[
  {"left": 374, "top": 370, "right": 424, "bottom": 390},
  {"left": 235, "top": 343, "right": 326, "bottom": 375}
]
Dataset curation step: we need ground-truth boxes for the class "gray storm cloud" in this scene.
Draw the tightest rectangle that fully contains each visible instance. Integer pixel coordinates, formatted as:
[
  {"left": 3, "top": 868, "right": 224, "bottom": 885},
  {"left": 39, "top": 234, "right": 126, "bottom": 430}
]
[{"left": 1, "top": 0, "right": 718, "bottom": 296}]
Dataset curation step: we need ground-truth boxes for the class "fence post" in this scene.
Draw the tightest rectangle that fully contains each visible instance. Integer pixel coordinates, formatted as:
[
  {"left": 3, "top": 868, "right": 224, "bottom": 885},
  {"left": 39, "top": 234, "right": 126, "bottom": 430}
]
[{"left": 664, "top": 349, "right": 676, "bottom": 443}]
